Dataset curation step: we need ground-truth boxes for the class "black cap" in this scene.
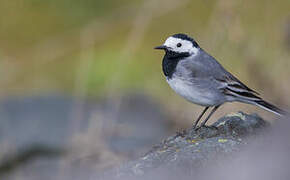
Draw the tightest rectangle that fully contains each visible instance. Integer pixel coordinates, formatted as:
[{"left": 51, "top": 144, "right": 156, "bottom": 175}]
[{"left": 172, "top": 33, "right": 199, "bottom": 48}]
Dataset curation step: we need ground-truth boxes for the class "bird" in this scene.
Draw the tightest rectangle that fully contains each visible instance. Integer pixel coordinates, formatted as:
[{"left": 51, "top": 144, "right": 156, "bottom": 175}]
[{"left": 155, "top": 33, "right": 287, "bottom": 129}]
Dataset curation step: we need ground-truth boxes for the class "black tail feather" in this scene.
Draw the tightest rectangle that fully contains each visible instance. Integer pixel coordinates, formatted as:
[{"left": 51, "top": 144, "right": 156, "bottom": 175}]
[{"left": 255, "top": 100, "right": 288, "bottom": 116}]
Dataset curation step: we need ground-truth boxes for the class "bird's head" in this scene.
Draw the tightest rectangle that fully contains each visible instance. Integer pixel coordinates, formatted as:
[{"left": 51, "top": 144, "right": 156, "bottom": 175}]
[{"left": 155, "top": 33, "right": 199, "bottom": 56}]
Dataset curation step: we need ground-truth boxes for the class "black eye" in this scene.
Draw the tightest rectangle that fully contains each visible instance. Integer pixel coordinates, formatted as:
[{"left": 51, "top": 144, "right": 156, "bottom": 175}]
[{"left": 177, "top": 43, "right": 182, "bottom": 47}]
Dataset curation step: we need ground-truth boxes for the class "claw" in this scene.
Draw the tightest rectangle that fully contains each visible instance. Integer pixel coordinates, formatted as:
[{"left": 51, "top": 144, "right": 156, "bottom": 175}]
[{"left": 194, "top": 125, "right": 218, "bottom": 131}]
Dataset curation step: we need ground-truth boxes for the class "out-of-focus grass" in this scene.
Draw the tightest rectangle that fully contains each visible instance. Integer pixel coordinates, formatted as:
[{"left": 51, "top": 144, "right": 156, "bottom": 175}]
[
  {"left": 0, "top": 0, "right": 140, "bottom": 49},
  {"left": 0, "top": 0, "right": 289, "bottom": 119}
]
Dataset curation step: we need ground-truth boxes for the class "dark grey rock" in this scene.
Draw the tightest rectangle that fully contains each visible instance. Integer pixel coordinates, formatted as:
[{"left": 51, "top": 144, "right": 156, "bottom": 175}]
[
  {"left": 104, "top": 112, "right": 268, "bottom": 179},
  {"left": 0, "top": 94, "right": 173, "bottom": 179}
]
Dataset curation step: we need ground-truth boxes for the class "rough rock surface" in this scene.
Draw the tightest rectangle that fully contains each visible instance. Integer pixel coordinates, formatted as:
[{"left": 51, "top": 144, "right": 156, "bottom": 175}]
[{"left": 103, "top": 112, "right": 268, "bottom": 179}]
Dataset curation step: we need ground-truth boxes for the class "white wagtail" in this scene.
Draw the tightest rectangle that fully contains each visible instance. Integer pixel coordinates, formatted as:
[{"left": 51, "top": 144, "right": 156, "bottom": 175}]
[{"left": 155, "top": 33, "right": 287, "bottom": 129}]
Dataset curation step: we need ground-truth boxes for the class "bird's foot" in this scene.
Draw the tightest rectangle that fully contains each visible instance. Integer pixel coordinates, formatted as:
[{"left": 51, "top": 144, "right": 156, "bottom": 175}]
[
  {"left": 194, "top": 125, "right": 218, "bottom": 131},
  {"left": 174, "top": 129, "right": 187, "bottom": 138}
]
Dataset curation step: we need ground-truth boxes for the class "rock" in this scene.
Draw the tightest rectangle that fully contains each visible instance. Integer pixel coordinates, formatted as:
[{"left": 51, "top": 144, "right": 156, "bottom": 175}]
[
  {"left": 103, "top": 112, "right": 268, "bottom": 179},
  {"left": 0, "top": 94, "right": 173, "bottom": 179}
]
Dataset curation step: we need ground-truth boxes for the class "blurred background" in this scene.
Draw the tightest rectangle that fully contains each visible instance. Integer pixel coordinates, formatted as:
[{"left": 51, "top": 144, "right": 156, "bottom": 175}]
[{"left": 0, "top": 0, "right": 289, "bottom": 179}]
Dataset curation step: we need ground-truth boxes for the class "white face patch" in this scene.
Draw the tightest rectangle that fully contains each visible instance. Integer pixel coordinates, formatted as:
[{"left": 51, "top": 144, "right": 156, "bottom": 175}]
[{"left": 163, "top": 37, "right": 199, "bottom": 55}]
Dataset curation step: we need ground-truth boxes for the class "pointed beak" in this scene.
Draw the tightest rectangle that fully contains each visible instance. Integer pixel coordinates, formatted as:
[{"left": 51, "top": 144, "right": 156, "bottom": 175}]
[{"left": 154, "top": 45, "right": 167, "bottom": 50}]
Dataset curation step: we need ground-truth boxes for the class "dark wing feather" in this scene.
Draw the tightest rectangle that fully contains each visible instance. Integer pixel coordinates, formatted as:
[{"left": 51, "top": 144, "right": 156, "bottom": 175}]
[
  {"left": 225, "top": 73, "right": 259, "bottom": 95},
  {"left": 215, "top": 73, "right": 261, "bottom": 101}
]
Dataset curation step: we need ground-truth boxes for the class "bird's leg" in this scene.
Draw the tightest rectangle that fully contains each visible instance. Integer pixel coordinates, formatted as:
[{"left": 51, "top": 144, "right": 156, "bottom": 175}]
[
  {"left": 193, "top": 107, "right": 209, "bottom": 129},
  {"left": 199, "top": 105, "right": 220, "bottom": 127}
]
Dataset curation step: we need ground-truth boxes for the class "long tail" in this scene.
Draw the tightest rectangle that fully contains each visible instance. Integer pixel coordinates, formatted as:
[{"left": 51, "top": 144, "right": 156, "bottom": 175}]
[
  {"left": 254, "top": 99, "right": 288, "bottom": 116},
  {"left": 221, "top": 79, "right": 288, "bottom": 116}
]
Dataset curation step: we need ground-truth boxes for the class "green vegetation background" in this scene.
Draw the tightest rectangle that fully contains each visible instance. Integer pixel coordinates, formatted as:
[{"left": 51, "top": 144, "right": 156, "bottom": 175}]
[{"left": 0, "top": 0, "right": 289, "bottom": 119}]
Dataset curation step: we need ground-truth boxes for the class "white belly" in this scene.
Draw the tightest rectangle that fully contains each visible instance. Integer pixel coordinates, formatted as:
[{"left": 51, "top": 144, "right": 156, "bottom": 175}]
[{"left": 167, "top": 77, "right": 217, "bottom": 106}]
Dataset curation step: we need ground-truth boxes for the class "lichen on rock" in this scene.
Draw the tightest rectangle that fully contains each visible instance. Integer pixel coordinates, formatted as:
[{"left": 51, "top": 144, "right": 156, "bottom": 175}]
[{"left": 104, "top": 112, "right": 269, "bottom": 179}]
